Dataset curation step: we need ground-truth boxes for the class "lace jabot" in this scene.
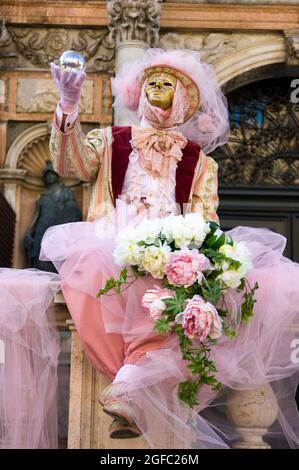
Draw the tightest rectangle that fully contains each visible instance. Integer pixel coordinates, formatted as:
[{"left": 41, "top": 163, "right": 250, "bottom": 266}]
[{"left": 120, "top": 125, "right": 187, "bottom": 218}]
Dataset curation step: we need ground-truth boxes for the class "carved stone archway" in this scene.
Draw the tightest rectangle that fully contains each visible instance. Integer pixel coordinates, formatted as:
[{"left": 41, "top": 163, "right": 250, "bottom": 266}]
[
  {"left": 5, "top": 123, "right": 50, "bottom": 171},
  {"left": 1, "top": 123, "right": 82, "bottom": 267},
  {"left": 159, "top": 30, "right": 291, "bottom": 89},
  {"left": 213, "top": 35, "right": 287, "bottom": 87}
]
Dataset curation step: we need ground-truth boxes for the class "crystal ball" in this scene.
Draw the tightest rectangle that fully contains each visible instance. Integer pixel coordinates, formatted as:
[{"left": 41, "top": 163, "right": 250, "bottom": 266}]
[{"left": 59, "top": 50, "right": 85, "bottom": 73}]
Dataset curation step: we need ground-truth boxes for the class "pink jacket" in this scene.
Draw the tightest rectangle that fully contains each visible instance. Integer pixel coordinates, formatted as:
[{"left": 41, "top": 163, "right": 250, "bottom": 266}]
[{"left": 49, "top": 106, "right": 219, "bottom": 222}]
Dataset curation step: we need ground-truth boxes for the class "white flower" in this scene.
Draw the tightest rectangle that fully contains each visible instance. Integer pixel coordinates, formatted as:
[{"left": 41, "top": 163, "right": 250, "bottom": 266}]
[
  {"left": 219, "top": 270, "right": 244, "bottom": 289},
  {"left": 140, "top": 243, "right": 171, "bottom": 279},
  {"left": 149, "top": 299, "right": 167, "bottom": 320},
  {"left": 135, "top": 218, "right": 163, "bottom": 245},
  {"left": 183, "top": 213, "right": 211, "bottom": 248},
  {"left": 161, "top": 213, "right": 210, "bottom": 249},
  {"left": 161, "top": 214, "right": 185, "bottom": 246},
  {"left": 217, "top": 241, "right": 252, "bottom": 289},
  {"left": 220, "top": 241, "right": 252, "bottom": 274},
  {"left": 113, "top": 227, "right": 143, "bottom": 266}
]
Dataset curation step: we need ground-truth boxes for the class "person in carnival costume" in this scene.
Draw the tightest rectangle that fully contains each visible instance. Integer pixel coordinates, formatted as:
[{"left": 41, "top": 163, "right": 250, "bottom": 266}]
[{"left": 42, "top": 49, "right": 299, "bottom": 448}]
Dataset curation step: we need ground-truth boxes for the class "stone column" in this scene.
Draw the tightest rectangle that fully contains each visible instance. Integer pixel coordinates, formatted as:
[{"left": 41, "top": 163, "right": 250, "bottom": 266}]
[
  {"left": 0, "top": 120, "right": 7, "bottom": 168},
  {"left": 107, "top": 0, "right": 163, "bottom": 125}
]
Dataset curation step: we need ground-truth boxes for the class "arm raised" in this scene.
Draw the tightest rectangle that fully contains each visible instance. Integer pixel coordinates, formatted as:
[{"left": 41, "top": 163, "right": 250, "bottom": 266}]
[{"left": 49, "top": 62, "right": 110, "bottom": 182}]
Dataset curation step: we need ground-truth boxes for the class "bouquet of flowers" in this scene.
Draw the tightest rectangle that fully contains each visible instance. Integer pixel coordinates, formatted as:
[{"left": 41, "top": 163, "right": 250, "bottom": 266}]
[{"left": 97, "top": 213, "right": 258, "bottom": 407}]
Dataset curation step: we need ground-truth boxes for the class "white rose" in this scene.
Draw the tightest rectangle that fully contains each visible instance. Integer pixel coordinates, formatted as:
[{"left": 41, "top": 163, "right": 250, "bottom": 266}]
[
  {"left": 161, "top": 214, "right": 185, "bottom": 246},
  {"left": 161, "top": 213, "right": 210, "bottom": 249},
  {"left": 135, "top": 218, "right": 163, "bottom": 244},
  {"left": 113, "top": 239, "right": 143, "bottom": 266},
  {"left": 218, "top": 270, "right": 244, "bottom": 289},
  {"left": 113, "top": 227, "right": 143, "bottom": 266},
  {"left": 219, "top": 241, "right": 252, "bottom": 276},
  {"left": 183, "top": 212, "right": 211, "bottom": 248},
  {"left": 140, "top": 243, "right": 171, "bottom": 279}
]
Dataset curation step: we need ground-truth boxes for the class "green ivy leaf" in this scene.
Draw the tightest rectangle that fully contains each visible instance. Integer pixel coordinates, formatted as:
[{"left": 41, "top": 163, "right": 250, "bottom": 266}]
[
  {"left": 241, "top": 281, "right": 259, "bottom": 323},
  {"left": 178, "top": 380, "right": 199, "bottom": 408},
  {"left": 119, "top": 268, "right": 128, "bottom": 283}
]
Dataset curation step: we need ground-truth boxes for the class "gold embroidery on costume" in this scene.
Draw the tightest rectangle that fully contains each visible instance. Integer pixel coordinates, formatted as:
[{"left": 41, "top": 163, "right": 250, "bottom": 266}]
[
  {"left": 190, "top": 151, "right": 219, "bottom": 223},
  {"left": 50, "top": 123, "right": 219, "bottom": 223}
]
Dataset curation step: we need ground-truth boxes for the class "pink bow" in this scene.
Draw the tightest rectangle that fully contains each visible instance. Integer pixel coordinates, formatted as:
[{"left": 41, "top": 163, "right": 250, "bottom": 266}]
[{"left": 130, "top": 125, "right": 187, "bottom": 178}]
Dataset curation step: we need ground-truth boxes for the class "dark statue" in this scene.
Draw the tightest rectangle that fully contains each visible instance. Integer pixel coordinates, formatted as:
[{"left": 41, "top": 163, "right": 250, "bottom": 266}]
[{"left": 23, "top": 161, "right": 82, "bottom": 272}]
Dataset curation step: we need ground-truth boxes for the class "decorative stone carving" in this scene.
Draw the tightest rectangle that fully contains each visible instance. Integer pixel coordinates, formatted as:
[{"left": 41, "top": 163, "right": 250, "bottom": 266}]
[
  {"left": 284, "top": 30, "right": 299, "bottom": 66},
  {"left": 6, "top": 123, "right": 50, "bottom": 170},
  {"left": 159, "top": 31, "right": 283, "bottom": 65},
  {"left": 18, "top": 135, "right": 51, "bottom": 176},
  {"left": 107, "top": 0, "right": 162, "bottom": 46},
  {"left": 159, "top": 32, "right": 238, "bottom": 63},
  {"left": 0, "top": 20, "right": 18, "bottom": 68},
  {"left": 0, "top": 25, "right": 115, "bottom": 72},
  {"left": 16, "top": 78, "right": 93, "bottom": 114},
  {"left": 166, "top": 0, "right": 299, "bottom": 3},
  {"left": 10, "top": 27, "right": 70, "bottom": 66},
  {"left": 71, "top": 29, "right": 115, "bottom": 73},
  {"left": 0, "top": 79, "right": 6, "bottom": 106},
  {"left": 159, "top": 31, "right": 288, "bottom": 91}
]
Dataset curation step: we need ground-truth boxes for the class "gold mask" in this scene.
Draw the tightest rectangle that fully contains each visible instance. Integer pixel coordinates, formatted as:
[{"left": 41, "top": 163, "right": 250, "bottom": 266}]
[{"left": 145, "top": 73, "right": 177, "bottom": 111}]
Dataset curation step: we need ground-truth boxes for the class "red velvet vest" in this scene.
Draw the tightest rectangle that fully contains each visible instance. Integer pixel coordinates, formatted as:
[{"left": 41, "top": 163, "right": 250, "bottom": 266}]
[{"left": 111, "top": 126, "right": 200, "bottom": 213}]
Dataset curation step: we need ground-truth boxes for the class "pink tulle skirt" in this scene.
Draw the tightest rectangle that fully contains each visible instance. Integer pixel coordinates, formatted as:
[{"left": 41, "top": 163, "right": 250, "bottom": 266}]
[
  {"left": 0, "top": 269, "right": 60, "bottom": 448},
  {"left": 40, "top": 207, "right": 299, "bottom": 449}
]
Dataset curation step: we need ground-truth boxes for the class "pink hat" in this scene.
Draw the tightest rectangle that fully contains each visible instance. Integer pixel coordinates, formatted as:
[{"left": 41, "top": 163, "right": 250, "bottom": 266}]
[
  {"left": 112, "top": 48, "right": 229, "bottom": 154},
  {"left": 112, "top": 49, "right": 201, "bottom": 120}
]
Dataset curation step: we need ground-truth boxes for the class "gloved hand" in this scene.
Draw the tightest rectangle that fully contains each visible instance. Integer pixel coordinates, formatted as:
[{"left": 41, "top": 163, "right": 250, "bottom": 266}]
[{"left": 50, "top": 62, "right": 86, "bottom": 113}]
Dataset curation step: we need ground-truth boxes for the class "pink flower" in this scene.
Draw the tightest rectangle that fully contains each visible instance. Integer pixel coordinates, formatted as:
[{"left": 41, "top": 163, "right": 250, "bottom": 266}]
[
  {"left": 166, "top": 250, "right": 210, "bottom": 288},
  {"left": 176, "top": 295, "right": 222, "bottom": 341},
  {"left": 142, "top": 286, "right": 174, "bottom": 321}
]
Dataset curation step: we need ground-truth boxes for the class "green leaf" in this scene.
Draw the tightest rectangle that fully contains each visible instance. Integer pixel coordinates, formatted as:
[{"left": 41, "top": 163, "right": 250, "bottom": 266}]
[
  {"left": 96, "top": 267, "right": 137, "bottom": 297},
  {"left": 241, "top": 281, "right": 259, "bottom": 323},
  {"left": 208, "top": 221, "right": 220, "bottom": 232},
  {"left": 178, "top": 380, "right": 199, "bottom": 408},
  {"left": 163, "top": 292, "right": 185, "bottom": 317},
  {"left": 223, "top": 326, "right": 237, "bottom": 338},
  {"left": 96, "top": 277, "right": 119, "bottom": 297},
  {"left": 201, "top": 278, "right": 221, "bottom": 304},
  {"left": 119, "top": 268, "right": 128, "bottom": 283},
  {"left": 202, "top": 249, "right": 226, "bottom": 263},
  {"left": 213, "top": 232, "right": 226, "bottom": 250},
  {"left": 226, "top": 258, "right": 242, "bottom": 270},
  {"left": 153, "top": 318, "right": 170, "bottom": 334},
  {"left": 237, "top": 278, "right": 246, "bottom": 291}
]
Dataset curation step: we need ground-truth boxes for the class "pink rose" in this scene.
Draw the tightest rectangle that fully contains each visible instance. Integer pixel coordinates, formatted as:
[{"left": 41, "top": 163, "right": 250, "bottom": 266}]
[
  {"left": 176, "top": 295, "right": 222, "bottom": 341},
  {"left": 142, "top": 286, "right": 174, "bottom": 321},
  {"left": 166, "top": 250, "right": 210, "bottom": 288}
]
